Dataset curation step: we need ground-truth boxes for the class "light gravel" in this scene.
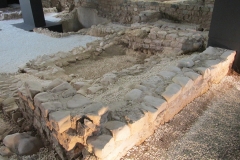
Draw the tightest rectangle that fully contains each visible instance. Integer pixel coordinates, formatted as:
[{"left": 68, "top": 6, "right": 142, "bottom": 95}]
[{"left": 0, "top": 13, "right": 99, "bottom": 73}]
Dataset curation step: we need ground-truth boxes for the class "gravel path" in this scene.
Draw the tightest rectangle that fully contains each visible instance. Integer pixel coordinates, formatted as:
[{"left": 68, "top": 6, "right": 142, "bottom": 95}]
[
  {"left": 0, "top": 14, "right": 99, "bottom": 73},
  {"left": 123, "top": 74, "right": 240, "bottom": 160}
]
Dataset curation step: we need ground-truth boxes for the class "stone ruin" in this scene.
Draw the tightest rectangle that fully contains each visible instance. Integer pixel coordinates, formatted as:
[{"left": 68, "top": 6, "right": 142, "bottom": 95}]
[
  {"left": 2, "top": 0, "right": 238, "bottom": 159},
  {"left": 13, "top": 47, "right": 235, "bottom": 159}
]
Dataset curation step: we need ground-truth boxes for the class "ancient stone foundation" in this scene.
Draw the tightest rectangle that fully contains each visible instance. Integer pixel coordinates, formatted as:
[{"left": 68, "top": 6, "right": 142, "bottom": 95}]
[{"left": 16, "top": 47, "right": 235, "bottom": 159}]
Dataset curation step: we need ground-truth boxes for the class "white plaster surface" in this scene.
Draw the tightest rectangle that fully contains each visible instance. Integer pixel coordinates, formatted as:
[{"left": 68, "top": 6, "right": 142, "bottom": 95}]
[{"left": 0, "top": 13, "right": 99, "bottom": 73}]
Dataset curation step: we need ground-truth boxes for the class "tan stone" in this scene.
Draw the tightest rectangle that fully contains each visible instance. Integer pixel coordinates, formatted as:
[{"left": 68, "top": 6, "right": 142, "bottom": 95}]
[
  {"left": 49, "top": 110, "right": 71, "bottom": 133},
  {"left": 105, "top": 121, "right": 131, "bottom": 141},
  {"left": 87, "top": 134, "right": 115, "bottom": 159},
  {"left": 161, "top": 83, "right": 182, "bottom": 102}
]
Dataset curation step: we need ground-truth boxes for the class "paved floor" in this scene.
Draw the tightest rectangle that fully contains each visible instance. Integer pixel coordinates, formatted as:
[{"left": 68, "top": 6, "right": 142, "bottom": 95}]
[{"left": 0, "top": 14, "right": 99, "bottom": 73}]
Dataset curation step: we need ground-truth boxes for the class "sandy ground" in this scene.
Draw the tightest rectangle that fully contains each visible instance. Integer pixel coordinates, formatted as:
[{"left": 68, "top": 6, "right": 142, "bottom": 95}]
[
  {"left": 0, "top": 13, "right": 99, "bottom": 73},
  {"left": 122, "top": 74, "right": 240, "bottom": 160}
]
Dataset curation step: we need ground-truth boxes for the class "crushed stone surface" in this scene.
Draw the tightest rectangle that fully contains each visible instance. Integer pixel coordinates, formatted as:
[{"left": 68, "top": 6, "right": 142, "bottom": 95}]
[
  {"left": 0, "top": 13, "right": 100, "bottom": 73},
  {"left": 122, "top": 74, "right": 240, "bottom": 160}
]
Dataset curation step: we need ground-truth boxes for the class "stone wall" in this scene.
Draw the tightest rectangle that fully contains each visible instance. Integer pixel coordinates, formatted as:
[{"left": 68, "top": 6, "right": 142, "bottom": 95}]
[
  {"left": 17, "top": 47, "right": 235, "bottom": 159},
  {"left": 95, "top": 0, "right": 213, "bottom": 29}
]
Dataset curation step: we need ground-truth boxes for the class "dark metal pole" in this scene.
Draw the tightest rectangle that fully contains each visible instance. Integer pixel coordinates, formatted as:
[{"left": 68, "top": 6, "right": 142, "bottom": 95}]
[{"left": 208, "top": 0, "right": 240, "bottom": 73}]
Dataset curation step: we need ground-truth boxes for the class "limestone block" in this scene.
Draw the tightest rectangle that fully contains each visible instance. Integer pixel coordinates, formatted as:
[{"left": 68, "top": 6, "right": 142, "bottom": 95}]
[
  {"left": 24, "top": 81, "right": 43, "bottom": 100},
  {"left": 166, "top": 66, "right": 182, "bottom": 73},
  {"left": 158, "top": 71, "right": 176, "bottom": 80},
  {"left": 125, "top": 109, "right": 147, "bottom": 134},
  {"left": 104, "top": 121, "right": 131, "bottom": 141},
  {"left": 141, "top": 76, "right": 162, "bottom": 88},
  {"left": 135, "top": 85, "right": 148, "bottom": 92},
  {"left": 204, "top": 59, "right": 221, "bottom": 68},
  {"left": 73, "top": 81, "right": 90, "bottom": 90},
  {"left": 34, "top": 92, "right": 57, "bottom": 108},
  {"left": 84, "top": 103, "right": 108, "bottom": 125},
  {"left": 177, "top": 59, "right": 195, "bottom": 68},
  {"left": 39, "top": 101, "right": 63, "bottom": 118},
  {"left": 87, "top": 134, "right": 115, "bottom": 159},
  {"left": 220, "top": 50, "right": 236, "bottom": 61},
  {"left": 143, "top": 95, "right": 167, "bottom": 113},
  {"left": 87, "top": 85, "right": 104, "bottom": 94},
  {"left": 45, "top": 78, "right": 65, "bottom": 91},
  {"left": 161, "top": 83, "right": 182, "bottom": 102},
  {"left": 172, "top": 76, "right": 194, "bottom": 91},
  {"left": 67, "top": 94, "right": 91, "bottom": 109},
  {"left": 49, "top": 110, "right": 71, "bottom": 133},
  {"left": 51, "top": 82, "right": 73, "bottom": 93},
  {"left": 194, "top": 67, "right": 211, "bottom": 79},
  {"left": 125, "top": 89, "right": 143, "bottom": 101},
  {"left": 184, "top": 71, "right": 202, "bottom": 82},
  {"left": 100, "top": 73, "right": 117, "bottom": 85},
  {"left": 140, "top": 103, "right": 158, "bottom": 123},
  {"left": 61, "top": 88, "right": 76, "bottom": 98}
]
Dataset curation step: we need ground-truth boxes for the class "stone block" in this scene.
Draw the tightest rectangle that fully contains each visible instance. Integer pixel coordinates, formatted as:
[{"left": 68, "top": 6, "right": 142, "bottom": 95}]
[
  {"left": 220, "top": 50, "right": 236, "bottom": 61},
  {"left": 100, "top": 73, "right": 117, "bottom": 85},
  {"left": 87, "top": 134, "right": 115, "bottom": 159},
  {"left": 158, "top": 71, "right": 176, "bottom": 80},
  {"left": 125, "top": 89, "right": 143, "bottom": 101},
  {"left": 51, "top": 82, "right": 73, "bottom": 93},
  {"left": 104, "top": 121, "right": 131, "bottom": 141},
  {"left": 49, "top": 110, "right": 71, "bottom": 133},
  {"left": 161, "top": 83, "right": 182, "bottom": 102},
  {"left": 67, "top": 94, "right": 91, "bottom": 109},
  {"left": 24, "top": 81, "right": 43, "bottom": 100},
  {"left": 34, "top": 92, "right": 57, "bottom": 108},
  {"left": 143, "top": 95, "right": 167, "bottom": 113},
  {"left": 194, "top": 67, "right": 211, "bottom": 79},
  {"left": 184, "top": 71, "right": 202, "bottom": 82},
  {"left": 84, "top": 103, "right": 108, "bottom": 125},
  {"left": 172, "top": 76, "right": 194, "bottom": 91},
  {"left": 177, "top": 59, "right": 195, "bottom": 68},
  {"left": 125, "top": 109, "right": 147, "bottom": 134},
  {"left": 141, "top": 76, "right": 162, "bottom": 88},
  {"left": 39, "top": 101, "right": 63, "bottom": 118},
  {"left": 45, "top": 78, "right": 65, "bottom": 91}
]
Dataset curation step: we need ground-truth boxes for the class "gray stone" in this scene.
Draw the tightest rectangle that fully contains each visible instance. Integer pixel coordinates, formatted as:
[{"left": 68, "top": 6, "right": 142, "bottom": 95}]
[
  {"left": 161, "top": 83, "right": 182, "bottom": 102},
  {"left": 143, "top": 95, "right": 167, "bottom": 113},
  {"left": 24, "top": 81, "right": 43, "bottom": 100},
  {"left": 67, "top": 94, "right": 91, "bottom": 109},
  {"left": 100, "top": 73, "right": 117, "bottom": 85},
  {"left": 166, "top": 66, "right": 182, "bottom": 73},
  {"left": 125, "top": 89, "right": 143, "bottom": 101},
  {"left": 184, "top": 72, "right": 202, "bottom": 81},
  {"left": 105, "top": 121, "right": 130, "bottom": 141},
  {"left": 39, "top": 101, "right": 63, "bottom": 117},
  {"left": 172, "top": 76, "right": 194, "bottom": 89},
  {"left": 49, "top": 110, "right": 71, "bottom": 133},
  {"left": 0, "top": 146, "right": 13, "bottom": 156},
  {"left": 45, "top": 78, "right": 64, "bottom": 90},
  {"left": 34, "top": 92, "right": 57, "bottom": 107},
  {"left": 158, "top": 71, "right": 176, "bottom": 80},
  {"left": 87, "top": 134, "right": 115, "bottom": 159},
  {"left": 141, "top": 76, "right": 162, "bottom": 88},
  {"left": 177, "top": 59, "right": 195, "bottom": 68},
  {"left": 17, "top": 137, "right": 43, "bottom": 156},
  {"left": 51, "top": 82, "right": 73, "bottom": 93}
]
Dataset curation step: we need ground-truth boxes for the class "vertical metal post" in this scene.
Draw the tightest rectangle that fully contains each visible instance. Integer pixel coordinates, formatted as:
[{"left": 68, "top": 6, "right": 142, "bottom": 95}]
[
  {"left": 208, "top": 0, "right": 240, "bottom": 73},
  {"left": 19, "top": 0, "right": 46, "bottom": 27}
]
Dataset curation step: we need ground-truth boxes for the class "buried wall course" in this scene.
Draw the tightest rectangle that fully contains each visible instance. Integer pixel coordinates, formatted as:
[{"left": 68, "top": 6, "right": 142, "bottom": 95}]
[{"left": 17, "top": 47, "right": 235, "bottom": 159}]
